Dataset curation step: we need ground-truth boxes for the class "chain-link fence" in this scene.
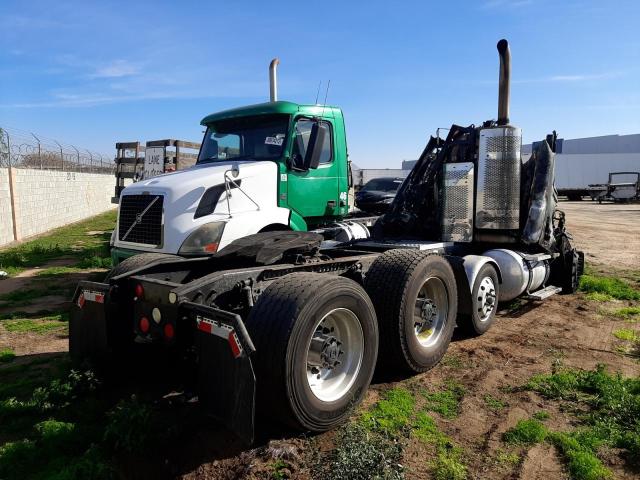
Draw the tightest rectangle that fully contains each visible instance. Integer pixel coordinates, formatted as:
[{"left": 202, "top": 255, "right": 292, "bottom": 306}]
[{"left": 0, "top": 126, "right": 114, "bottom": 174}]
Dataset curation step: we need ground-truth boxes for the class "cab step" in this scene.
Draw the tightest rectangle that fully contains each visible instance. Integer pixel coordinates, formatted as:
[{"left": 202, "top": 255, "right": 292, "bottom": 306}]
[{"left": 523, "top": 285, "right": 562, "bottom": 301}]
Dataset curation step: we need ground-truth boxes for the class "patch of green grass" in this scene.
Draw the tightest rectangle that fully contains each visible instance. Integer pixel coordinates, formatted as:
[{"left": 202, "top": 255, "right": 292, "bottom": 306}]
[
  {"left": 0, "top": 348, "right": 16, "bottom": 363},
  {"left": 0, "top": 285, "right": 73, "bottom": 308},
  {"left": 585, "top": 292, "right": 613, "bottom": 302},
  {"left": 413, "top": 413, "right": 467, "bottom": 480},
  {"left": 579, "top": 274, "right": 640, "bottom": 301},
  {"left": 532, "top": 410, "right": 550, "bottom": 421},
  {"left": 361, "top": 387, "right": 415, "bottom": 435},
  {"left": 484, "top": 395, "right": 506, "bottom": 411},
  {"left": 611, "top": 306, "right": 640, "bottom": 321},
  {"left": 613, "top": 328, "right": 638, "bottom": 342},
  {"left": 422, "top": 381, "right": 465, "bottom": 419},
  {"left": 0, "top": 210, "right": 115, "bottom": 276},
  {"left": 36, "top": 266, "right": 83, "bottom": 277},
  {"left": 549, "top": 431, "right": 611, "bottom": 480},
  {"left": 441, "top": 354, "right": 466, "bottom": 369},
  {"left": 494, "top": 449, "right": 520, "bottom": 467},
  {"left": 525, "top": 365, "right": 640, "bottom": 468},
  {"left": 503, "top": 419, "right": 548, "bottom": 445},
  {"left": 3, "top": 318, "right": 68, "bottom": 335},
  {"left": 77, "top": 255, "right": 112, "bottom": 269}
]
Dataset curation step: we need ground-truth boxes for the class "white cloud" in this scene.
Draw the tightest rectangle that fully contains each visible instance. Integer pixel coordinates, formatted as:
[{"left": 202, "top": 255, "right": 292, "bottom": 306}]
[
  {"left": 90, "top": 60, "right": 140, "bottom": 79},
  {"left": 513, "top": 71, "right": 623, "bottom": 84}
]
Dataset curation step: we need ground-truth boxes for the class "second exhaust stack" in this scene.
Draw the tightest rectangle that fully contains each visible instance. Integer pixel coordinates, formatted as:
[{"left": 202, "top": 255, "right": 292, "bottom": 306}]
[{"left": 269, "top": 58, "right": 279, "bottom": 102}]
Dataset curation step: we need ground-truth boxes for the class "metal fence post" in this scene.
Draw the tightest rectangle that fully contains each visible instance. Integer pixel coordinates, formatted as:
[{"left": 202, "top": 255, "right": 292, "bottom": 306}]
[
  {"left": 31, "top": 133, "right": 42, "bottom": 169},
  {"left": 54, "top": 140, "right": 64, "bottom": 171}
]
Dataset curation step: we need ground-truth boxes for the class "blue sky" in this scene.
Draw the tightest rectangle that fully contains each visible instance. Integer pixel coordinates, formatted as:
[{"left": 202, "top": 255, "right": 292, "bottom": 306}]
[{"left": 1, "top": 0, "right": 638, "bottom": 167}]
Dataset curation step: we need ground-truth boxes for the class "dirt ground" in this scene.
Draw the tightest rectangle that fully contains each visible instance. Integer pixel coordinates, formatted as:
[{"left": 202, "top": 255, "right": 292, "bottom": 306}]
[{"left": 1, "top": 201, "right": 639, "bottom": 479}]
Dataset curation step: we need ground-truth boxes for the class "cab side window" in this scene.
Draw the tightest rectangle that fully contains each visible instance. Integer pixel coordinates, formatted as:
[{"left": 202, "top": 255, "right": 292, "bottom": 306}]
[{"left": 292, "top": 119, "right": 333, "bottom": 164}]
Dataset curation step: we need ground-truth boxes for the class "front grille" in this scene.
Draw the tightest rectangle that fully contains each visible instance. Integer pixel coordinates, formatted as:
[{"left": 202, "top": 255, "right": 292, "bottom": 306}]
[{"left": 118, "top": 195, "right": 164, "bottom": 246}]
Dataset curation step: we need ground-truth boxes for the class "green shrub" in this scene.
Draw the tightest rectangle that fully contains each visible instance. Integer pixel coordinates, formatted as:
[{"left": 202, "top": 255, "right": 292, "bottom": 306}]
[
  {"left": 103, "top": 396, "right": 153, "bottom": 452},
  {"left": 503, "top": 419, "right": 548, "bottom": 445}
]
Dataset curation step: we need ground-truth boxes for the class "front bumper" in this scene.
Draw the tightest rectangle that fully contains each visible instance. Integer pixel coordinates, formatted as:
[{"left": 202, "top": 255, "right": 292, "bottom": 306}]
[{"left": 70, "top": 281, "right": 257, "bottom": 443}]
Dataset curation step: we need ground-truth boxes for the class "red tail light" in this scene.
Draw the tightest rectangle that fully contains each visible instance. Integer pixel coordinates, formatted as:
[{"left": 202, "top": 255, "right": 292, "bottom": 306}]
[
  {"left": 134, "top": 283, "right": 144, "bottom": 299},
  {"left": 163, "top": 323, "right": 175, "bottom": 340},
  {"left": 139, "top": 316, "right": 150, "bottom": 333}
]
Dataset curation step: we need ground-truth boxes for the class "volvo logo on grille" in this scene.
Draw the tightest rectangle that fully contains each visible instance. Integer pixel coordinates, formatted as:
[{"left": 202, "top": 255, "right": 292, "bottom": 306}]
[{"left": 135, "top": 213, "right": 143, "bottom": 224}]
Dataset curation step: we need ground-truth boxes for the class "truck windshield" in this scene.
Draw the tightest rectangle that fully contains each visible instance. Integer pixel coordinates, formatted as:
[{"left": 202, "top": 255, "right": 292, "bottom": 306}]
[{"left": 197, "top": 114, "right": 290, "bottom": 164}]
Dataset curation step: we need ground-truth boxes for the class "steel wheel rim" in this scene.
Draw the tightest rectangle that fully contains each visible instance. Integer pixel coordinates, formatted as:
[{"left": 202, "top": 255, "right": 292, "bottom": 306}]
[
  {"left": 476, "top": 276, "right": 496, "bottom": 322},
  {"left": 305, "top": 308, "right": 364, "bottom": 402},
  {"left": 414, "top": 277, "right": 449, "bottom": 348}
]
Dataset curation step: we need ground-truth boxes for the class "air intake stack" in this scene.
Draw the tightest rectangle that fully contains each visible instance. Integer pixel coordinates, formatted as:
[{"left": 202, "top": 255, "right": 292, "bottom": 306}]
[{"left": 474, "top": 39, "right": 522, "bottom": 241}]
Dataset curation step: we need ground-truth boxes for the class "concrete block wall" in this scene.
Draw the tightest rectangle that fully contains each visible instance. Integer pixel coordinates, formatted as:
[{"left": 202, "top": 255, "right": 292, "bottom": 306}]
[
  {"left": 0, "top": 168, "right": 118, "bottom": 248},
  {"left": 0, "top": 168, "right": 15, "bottom": 246}
]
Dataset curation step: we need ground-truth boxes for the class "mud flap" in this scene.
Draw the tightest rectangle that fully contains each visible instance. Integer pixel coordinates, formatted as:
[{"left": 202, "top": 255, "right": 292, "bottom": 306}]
[
  {"left": 69, "top": 281, "right": 110, "bottom": 361},
  {"left": 181, "top": 301, "right": 257, "bottom": 444}
]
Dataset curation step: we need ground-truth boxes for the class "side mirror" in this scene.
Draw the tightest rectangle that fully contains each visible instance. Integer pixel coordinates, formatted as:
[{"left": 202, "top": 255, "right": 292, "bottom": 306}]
[{"left": 303, "top": 123, "right": 326, "bottom": 170}]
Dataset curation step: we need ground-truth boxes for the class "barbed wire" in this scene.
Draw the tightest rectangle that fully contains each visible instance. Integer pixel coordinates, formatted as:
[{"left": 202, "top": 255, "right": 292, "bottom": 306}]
[{"left": 0, "top": 126, "right": 114, "bottom": 174}]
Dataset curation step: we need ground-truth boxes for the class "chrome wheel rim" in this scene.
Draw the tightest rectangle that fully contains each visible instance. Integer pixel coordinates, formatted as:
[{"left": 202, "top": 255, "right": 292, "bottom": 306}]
[
  {"left": 306, "top": 308, "right": 364, "bottom": 402},
  {"left": 476, "top": 276, "right": 496, "bottom": 322},
  {"left": 414, "top": 277, "right": 448, "bottom": 348}
]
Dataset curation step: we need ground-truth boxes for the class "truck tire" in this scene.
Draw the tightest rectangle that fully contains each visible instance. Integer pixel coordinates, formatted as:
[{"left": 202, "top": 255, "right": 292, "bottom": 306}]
[
  {"left": 459, "top": 264, "right": 499, "bottom": 336},
  {"left": 364, "top": 250, "right": 458, "bottom": 373},
  {"left": 245, "top": 272, "right": 378, "bottom": 432},
  {"left": 104, "top": 253, "right": 177, "bottom": 281}
]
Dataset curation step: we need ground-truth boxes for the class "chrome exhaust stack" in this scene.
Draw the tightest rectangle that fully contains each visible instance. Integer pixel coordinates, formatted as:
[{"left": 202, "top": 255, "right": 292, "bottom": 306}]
[
  {"left": 497, "top": 39, "right": 511, "bottom": 126},
  {"left": 269, "top": 58, "right": 279, "bottom": 102}
]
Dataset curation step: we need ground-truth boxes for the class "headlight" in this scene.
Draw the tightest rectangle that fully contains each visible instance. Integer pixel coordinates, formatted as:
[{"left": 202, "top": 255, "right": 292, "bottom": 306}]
[
  {"left": 383, "top": 197, "right": 394, "bottom": 204},
  {"left": 178, "top": 222, "right": 226, "bottom": 255}
]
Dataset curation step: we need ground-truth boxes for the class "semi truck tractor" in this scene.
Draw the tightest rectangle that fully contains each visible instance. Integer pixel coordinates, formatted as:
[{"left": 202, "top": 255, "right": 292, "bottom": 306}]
[
  {"left": 110, "top": 59, "right": 373, "bottom": 266},
  {"left": 71, "top": 40, "right": 584, "bottom": 444}
]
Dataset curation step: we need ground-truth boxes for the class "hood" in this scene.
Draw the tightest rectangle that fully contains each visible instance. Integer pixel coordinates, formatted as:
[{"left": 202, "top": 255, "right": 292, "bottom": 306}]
[{"left": 122, "top": 160, "right": 269, "bottom": 197}]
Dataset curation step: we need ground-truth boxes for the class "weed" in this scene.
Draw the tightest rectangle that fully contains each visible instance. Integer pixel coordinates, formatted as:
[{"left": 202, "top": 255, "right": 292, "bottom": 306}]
[
  {"left": 0, "top": 348, "right": 15, "bottom": 363},
  {"left": 441, "top": 354, "right": 466, "bottom": 369},
  {"left": 422, "top": 381, "right": 465, "bottom": 419},
  {"left": 484, "top": 395, "right": 506, "bottom": 411},
  {"left": 361, "top": 387, "right": 415, "bottom": 435},
  {"left": 432, "top": 448, "right": 467, "bottom": 480},
  {"left": 525, "top": 365, "right": 640, "bottom": 466},
  {"left": 494, "top": 449, "right": 520, "bottom": 467},
  {"left": 611, "top": 306, "right": 640, "bottom": 321},
  {"left": 77, "top": 255, "right": 112, "bottom": 269},
  {"left": 549, "top": 431, "right": 611, "bottom": 480},
  {"left": 270, "top": 459, "right": 290, "bottom": 480},
  {"left": 532, "top": 410, "right": 550, "bottom": 421},
  {"left": 319, "top": 422, "right": 403, "bottom": 480},
  {"left": 103, "top": 396, "right": 153, "bottom": 453},
  {"left": 585, "top": 292, "right": 613, "bottom": 302},
  {"left": 613, "top": 328, "right": 638, "bottom": 342},
  {"left": 579, "top": 275, "right": 640, "bottom": 301},
  {"left": 503, "top": 419, "right": 548, "bottom": 445},
  {"left": 413, "top": 413, "right": 467, "bottom": 480}
]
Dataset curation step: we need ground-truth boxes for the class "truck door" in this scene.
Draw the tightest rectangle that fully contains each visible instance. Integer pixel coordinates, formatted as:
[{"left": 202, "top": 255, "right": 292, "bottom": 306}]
[{"left": 287, "top": 117, "right": 341, "bottom": 219}]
